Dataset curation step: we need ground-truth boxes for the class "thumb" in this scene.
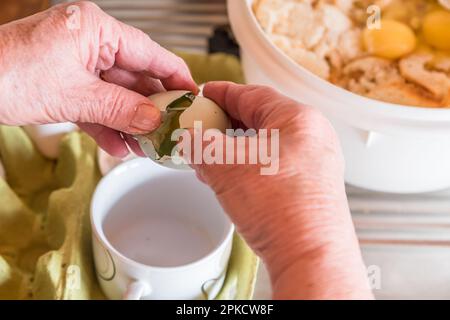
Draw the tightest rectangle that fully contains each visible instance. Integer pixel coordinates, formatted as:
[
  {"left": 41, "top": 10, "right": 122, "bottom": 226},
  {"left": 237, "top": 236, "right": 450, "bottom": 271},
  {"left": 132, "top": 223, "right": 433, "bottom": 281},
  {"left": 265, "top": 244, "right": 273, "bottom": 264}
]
[{"left": 77, "top": 79, "right": 161, "bottom": 134}]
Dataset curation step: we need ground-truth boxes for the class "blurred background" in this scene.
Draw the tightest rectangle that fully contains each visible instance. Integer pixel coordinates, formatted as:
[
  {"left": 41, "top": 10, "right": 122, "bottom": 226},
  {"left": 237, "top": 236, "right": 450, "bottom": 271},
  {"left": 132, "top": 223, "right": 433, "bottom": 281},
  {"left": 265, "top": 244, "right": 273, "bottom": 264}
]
[
  {"left": 0, "top": 0, "right": 49, "bottom": 24},
  {"left": 0, "top": 0, "right": 236, "bottom": 54}
]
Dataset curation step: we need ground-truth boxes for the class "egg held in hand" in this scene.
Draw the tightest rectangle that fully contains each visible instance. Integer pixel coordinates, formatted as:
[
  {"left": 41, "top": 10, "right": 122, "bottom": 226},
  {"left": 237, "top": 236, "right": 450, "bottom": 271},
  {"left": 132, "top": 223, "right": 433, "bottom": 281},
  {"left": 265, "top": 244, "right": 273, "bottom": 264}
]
[{"left": 134, "top": 90, "right": 231, "bottom": 167}]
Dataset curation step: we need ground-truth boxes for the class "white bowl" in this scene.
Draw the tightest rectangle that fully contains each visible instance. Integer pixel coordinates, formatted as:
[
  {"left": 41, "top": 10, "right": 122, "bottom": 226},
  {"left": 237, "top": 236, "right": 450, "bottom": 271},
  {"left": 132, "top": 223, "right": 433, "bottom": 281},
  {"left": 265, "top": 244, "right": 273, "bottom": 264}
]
[{"left": 228, "top": 0, "right": 450, "bottom": 194}]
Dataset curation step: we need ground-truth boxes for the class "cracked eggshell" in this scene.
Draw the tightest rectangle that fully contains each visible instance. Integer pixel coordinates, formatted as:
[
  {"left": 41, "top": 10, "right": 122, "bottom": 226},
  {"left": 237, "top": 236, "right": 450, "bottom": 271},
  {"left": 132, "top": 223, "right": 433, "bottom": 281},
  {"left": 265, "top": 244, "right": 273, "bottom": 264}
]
[
  {"left": 23, "top": 123, "right": 78, "bottom": 159},
  {"left": 149, "top": 90, "right": 191, "bottom": 112},
  {"left": 148, "top": 90, "right": 231, "bottom": 132},
  {"left": 142, "top": 90, "right": 231, "bottom": 170},
  {"left": 179, "top": 96, "right": 231, "bottom": 132}
]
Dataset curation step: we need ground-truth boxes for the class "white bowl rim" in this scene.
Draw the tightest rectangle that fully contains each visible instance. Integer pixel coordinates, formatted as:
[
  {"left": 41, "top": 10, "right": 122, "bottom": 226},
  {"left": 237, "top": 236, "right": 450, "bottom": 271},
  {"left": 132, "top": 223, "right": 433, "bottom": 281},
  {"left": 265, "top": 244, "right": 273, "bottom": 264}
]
[{"left": 90, "top": 158, "right": 235, "bottom": 272}]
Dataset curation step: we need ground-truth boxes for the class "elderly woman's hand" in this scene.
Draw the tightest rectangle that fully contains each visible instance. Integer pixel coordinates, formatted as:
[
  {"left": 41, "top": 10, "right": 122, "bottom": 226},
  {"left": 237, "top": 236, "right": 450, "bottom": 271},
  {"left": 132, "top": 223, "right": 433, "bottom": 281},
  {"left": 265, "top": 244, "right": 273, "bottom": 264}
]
[
  {"left": 0, "top": 1, "right": 197, "bottom": 156},
  {"left": 191, "top": 82, "right": 373, "bottom": 299}
]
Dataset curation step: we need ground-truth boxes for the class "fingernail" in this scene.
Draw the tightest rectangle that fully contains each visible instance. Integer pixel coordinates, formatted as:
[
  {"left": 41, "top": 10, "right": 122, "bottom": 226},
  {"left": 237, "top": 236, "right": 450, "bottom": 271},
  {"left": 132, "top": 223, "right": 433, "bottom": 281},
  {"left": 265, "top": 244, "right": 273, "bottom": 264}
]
[{"left": 130, "top": 103, "right": 161, "bottom": 132}]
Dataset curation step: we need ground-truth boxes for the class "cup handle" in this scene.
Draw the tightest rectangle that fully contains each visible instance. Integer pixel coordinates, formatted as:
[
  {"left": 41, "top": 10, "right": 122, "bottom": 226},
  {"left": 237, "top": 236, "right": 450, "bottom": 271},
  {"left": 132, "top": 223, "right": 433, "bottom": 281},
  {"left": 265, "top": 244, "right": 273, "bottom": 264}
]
[{"left": 123, "top": 281, "right": 152, "bottom": 300}]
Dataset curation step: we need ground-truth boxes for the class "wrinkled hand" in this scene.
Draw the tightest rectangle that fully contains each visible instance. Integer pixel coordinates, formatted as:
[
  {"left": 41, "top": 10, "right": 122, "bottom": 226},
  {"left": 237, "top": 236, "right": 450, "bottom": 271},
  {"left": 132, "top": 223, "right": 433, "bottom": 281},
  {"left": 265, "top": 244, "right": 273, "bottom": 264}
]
[
  {"left": 193, "top": 82, "right": 372, "bottom": 299},
  {"left": 0, "top": 1, "right": 197, "bottom": 156}
]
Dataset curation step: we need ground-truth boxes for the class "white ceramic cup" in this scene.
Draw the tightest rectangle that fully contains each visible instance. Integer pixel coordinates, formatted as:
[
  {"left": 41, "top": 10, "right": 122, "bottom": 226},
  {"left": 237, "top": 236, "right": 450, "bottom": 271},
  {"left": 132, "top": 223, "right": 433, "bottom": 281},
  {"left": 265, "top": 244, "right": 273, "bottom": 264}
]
[{"left": 91, "top": 158, "right": 234, "bottom": 300}]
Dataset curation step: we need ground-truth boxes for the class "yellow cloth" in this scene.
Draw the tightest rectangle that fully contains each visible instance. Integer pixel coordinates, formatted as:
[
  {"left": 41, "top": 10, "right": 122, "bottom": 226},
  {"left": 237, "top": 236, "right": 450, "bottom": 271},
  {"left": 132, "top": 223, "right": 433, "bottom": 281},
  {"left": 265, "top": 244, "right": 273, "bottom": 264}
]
[{"left": 0, "top": 53, "right": 259, "bottom": 300}]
